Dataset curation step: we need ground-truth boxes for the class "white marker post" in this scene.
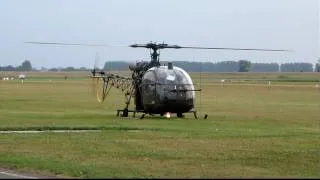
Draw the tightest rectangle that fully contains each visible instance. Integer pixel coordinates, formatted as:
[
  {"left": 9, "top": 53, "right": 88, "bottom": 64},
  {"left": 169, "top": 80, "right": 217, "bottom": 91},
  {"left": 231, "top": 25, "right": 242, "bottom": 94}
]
[
  {"left": 267, "top": 81, "right": 271, "bottom": 89},
  {"left": 165, "top": 112, "right": 171, "bottom": 119}
]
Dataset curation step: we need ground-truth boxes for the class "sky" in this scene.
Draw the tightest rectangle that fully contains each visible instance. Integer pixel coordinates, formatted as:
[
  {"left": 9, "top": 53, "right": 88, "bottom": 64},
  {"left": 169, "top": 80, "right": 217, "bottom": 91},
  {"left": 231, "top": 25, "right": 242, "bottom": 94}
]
[{"left": 0, "top": 0, "right": 319, "bottom": 69}]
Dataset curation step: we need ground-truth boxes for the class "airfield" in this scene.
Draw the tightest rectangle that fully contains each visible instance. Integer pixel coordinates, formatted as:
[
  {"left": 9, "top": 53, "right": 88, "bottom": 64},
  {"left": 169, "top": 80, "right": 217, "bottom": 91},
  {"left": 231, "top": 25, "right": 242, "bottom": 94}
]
[{"left": 0, "top": 71, "right": 319, "bottom": 178}]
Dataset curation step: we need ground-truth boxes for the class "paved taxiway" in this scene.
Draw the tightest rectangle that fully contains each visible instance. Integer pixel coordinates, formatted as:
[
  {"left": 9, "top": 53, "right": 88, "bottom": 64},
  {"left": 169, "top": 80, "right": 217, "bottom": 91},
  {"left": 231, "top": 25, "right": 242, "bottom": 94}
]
[{"left": 0, "top": 170, "right": 38, "bottom": 179}]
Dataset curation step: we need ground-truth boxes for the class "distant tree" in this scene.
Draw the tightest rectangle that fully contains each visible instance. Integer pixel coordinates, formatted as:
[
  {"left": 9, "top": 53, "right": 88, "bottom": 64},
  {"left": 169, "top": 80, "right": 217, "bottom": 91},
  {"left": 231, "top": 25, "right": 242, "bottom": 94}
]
[
  {"left": 16, "top": 66, "right": 22, "bottom": 71},
  {"left": 280, "top": 62, "right": 313, "bottom": 72},
  {"left": 21, "top": 60, "right": 32, "bottom": 71},
  {"left": 315, "top": 63, "right": 320, "bottom": 72},
  {"left": 79, "top": 67, "right": 88, "bottom": 71},
  {"left": 40, "top": 67, "right": 48, "bottom": 72},
  {"left": 63, "top": 66, "right": 75, "bottom": 71},
  {"left": 238, "top": 60, "right": 251, "bottom": 72},
  {"left": 103, "top": 61, "right": 132, "bottom": 71},
  {"left": 49, "top": 68, "right": 59, "bottom": 72},
  {"left": 251, "top": 63, "right": 279, "bottom": 72},
  {"left": 214, "top": 61, "right": 238, "bottom": 72},
  {"left": 0, "top": 65, "right": 16, "bottom": 71},
  {"left": 95, "top": 60, "right": 318, "bottom": 73}
]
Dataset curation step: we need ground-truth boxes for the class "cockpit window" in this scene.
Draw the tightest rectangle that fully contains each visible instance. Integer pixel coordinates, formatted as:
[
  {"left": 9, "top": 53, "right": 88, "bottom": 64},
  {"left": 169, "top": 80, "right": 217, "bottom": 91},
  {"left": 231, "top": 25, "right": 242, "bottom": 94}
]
[
  {"left": 152, "top": 67, "right": 189, "bottom": 85},
  {"left": 143, "top": 71, "right": 156, "bottom": 83}
]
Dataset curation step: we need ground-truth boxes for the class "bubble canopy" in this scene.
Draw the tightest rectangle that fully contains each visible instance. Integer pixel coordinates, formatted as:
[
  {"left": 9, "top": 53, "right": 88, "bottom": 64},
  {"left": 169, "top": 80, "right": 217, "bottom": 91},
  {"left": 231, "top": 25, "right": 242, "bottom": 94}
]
[{"left": 140, "top": 65, "right": 195, "bottom": 113}]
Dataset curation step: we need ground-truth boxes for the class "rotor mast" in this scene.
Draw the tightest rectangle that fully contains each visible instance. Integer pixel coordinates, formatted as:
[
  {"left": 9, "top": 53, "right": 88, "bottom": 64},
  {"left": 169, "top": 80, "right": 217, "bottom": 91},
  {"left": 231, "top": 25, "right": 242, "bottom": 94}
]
[
  {"left": 150, "top": 46, "right": 160, "bottom": 65},
  {"left": 130, "top": 43, "right": 181, "bottom": 66},
  {"left": 130, "top": 43, "right": 165, "bottom": 66}
]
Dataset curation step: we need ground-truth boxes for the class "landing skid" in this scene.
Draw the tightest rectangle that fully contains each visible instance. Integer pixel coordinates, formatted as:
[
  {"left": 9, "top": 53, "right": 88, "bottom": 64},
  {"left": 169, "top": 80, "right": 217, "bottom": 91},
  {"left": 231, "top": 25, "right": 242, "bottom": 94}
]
[
  {"left": 116, "top": 109, "right": 143, "bottom": 118},
  {"left": 116, "top": 109, "right": 207, "bottom": 119}
]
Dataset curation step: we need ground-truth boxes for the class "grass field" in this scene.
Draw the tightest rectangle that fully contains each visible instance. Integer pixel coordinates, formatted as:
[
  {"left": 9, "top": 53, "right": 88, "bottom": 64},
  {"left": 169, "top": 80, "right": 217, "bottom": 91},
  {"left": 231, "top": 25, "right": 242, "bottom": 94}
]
[{"left": 0, "top": 71, "right": 319, "bottom": 178}]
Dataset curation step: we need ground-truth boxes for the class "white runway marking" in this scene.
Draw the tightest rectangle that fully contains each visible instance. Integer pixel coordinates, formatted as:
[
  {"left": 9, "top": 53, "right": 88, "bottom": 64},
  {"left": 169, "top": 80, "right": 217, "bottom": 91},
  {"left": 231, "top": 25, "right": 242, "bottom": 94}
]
[
  {"left": 0, "top": 130, "right": 101, "bottom": 134},
  {"left": 0, "top": 171, "right": 37, "bottom": 179}
]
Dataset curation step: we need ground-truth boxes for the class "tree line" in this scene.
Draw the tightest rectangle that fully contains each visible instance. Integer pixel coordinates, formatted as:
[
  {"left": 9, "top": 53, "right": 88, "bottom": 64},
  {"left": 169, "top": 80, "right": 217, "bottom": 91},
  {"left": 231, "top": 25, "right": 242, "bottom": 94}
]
[
  {"left": 1, "top": 60, "right": 320, "bottom": 72},
  {"left": 104, "top": 60, "right": 319, "bottom": 72},
  {"left": 0, "top": 60, "right": 88, "bottom": 72},
  {"left": 0, "top": 60, "right": 32, "bottom": 71}
]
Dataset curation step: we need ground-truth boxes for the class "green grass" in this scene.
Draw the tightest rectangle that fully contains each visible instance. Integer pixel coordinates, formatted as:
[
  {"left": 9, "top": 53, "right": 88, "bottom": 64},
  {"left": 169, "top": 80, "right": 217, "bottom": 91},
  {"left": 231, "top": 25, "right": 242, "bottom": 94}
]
[{"left": 0, "top": 71, "right": 319, "bottom": 178}]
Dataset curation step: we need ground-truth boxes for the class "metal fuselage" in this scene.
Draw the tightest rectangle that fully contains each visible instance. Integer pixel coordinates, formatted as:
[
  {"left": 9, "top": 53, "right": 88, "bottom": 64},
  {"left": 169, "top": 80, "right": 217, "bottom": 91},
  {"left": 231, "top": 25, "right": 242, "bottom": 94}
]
[{"left": 139, "top": 65, "right": 195, "bottom": 114}]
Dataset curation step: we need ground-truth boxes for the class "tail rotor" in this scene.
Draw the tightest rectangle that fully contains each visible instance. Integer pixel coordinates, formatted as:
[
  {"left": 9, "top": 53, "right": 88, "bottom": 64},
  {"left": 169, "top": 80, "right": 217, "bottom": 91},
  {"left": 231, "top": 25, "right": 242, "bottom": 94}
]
[
  {"left": 91, "top": 52, "right": 111, "bottom": 103},
  {"left": 91, "top": 52, "right": 102, "bottom": 102}
]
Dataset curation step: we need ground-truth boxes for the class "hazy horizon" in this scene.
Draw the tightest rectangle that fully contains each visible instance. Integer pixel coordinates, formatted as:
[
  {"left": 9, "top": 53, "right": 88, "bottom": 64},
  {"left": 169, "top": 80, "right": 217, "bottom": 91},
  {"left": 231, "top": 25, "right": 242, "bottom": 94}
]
[
  {"left": 1, "top": 0, "right": 319, "bottom": 69},
  {"left": 1, "top": 59, "right": 318, "bottom": 70}
]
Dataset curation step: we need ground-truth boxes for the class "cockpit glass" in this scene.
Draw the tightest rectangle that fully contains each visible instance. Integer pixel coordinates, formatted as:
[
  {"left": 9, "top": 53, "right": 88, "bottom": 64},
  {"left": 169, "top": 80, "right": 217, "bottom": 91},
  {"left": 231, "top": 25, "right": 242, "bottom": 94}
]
[
  {"left": 152, "top": 67, "right": 189, "bottom": 85},
  {"left": 141, "top": 66, "right": 195, "bottom": 101}
]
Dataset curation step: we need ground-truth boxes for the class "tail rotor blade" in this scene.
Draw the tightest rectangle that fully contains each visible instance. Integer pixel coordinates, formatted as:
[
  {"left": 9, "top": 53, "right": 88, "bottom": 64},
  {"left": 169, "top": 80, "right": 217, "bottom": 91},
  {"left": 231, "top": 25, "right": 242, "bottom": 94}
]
[
  {"left": 94, "top": 52, "right": 100, "bottom": 71},
  {"left": 91, "top": 52, "right": 100, "bottom": 97},
  {"left": 91, "top": 52, "right": 101, "bottom": 77}
]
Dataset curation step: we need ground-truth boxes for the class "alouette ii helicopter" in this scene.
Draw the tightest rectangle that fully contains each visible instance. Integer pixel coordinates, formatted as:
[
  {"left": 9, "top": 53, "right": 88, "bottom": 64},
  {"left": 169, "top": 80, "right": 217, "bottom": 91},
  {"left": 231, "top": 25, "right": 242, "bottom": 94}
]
[{"left": 25, "top": 41, "right": 287, "bottom": 119}]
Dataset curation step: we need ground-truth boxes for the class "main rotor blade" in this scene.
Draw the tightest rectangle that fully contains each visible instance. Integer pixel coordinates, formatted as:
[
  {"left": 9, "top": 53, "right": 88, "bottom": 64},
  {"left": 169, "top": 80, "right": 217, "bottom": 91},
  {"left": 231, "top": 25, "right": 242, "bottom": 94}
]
[
  {"left": 24, "top": 41, "right": 126, "bottom": 47},
  {"left": 25, "top": 42, "right": 291, "bottom": 52},
  {"left": 176, "top": 46, "right": 291, "bottom": 52},
  {"left": 130, "top": 43, "right": 291, "bottom": 52}
]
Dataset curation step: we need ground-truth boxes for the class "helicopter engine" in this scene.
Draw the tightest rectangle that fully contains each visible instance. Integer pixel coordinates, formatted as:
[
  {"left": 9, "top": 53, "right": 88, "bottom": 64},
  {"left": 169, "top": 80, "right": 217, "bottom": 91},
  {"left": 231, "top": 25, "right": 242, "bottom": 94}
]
[{"left": 140, "top": 63, "right": 195, "bottom": 114}]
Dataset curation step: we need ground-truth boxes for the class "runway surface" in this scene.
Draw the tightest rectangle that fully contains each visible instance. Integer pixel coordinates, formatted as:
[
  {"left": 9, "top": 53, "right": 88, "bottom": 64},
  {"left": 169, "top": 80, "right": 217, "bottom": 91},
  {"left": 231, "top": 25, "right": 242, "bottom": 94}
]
[
  {"left": 0, "top": 130, "right": 101, "bottom": 134},
  {"left": 0, "top": 168, "right": 69, "bottom": 179},
  {"left": 0, "top": 169, "right": 38, "bottom": 179}
]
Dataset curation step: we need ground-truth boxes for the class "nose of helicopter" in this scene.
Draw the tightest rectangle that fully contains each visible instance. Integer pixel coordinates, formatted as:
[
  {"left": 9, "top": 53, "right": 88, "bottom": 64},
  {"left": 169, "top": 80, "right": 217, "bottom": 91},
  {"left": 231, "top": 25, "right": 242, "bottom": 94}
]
[{"left": 162, "top": 96, "right": 194, "bottom": 113}]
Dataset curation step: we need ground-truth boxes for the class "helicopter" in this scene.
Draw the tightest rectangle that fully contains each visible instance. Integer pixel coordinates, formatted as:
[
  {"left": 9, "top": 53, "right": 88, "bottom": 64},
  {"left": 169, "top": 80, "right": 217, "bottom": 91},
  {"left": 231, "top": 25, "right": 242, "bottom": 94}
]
[{"left": 25, "top": 41, "right": 288, "bottom": 119}]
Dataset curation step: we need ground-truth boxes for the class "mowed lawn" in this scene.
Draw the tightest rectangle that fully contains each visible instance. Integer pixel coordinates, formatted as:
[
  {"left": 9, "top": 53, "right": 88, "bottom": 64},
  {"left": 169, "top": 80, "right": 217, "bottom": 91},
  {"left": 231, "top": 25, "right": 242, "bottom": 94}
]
[{"left": 0, "top": 72, "right": 319, "bottom": 178}]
